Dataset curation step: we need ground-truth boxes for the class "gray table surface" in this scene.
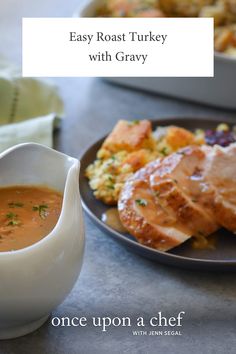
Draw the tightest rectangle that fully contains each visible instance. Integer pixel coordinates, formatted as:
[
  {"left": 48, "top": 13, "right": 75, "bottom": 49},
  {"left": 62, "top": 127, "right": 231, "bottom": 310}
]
[{"left": 1, "top": 1, "right": 236, "bottom": 353}]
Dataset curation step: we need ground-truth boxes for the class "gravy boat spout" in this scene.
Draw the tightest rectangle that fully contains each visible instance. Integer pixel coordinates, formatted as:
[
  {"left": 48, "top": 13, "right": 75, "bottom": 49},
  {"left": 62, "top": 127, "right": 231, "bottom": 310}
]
[{"left": 0, "top": 143, "right": 85, "bottom": 340}]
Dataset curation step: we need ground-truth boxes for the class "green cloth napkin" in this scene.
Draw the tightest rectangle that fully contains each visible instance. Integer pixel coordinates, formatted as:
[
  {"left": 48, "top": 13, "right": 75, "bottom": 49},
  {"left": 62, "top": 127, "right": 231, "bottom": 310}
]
[
  {"left": 0, "top": 57, "right": 64, "bottom": 151},
  {"left": 0, "top": 114, "right": 59, "bottom": 153}
]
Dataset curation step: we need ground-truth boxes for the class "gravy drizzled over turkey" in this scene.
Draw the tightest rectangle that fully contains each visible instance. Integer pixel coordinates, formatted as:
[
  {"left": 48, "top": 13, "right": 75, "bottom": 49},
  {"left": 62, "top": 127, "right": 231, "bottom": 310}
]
[{"left": 118, "top": 143, "right": 236, "bottom": 251}]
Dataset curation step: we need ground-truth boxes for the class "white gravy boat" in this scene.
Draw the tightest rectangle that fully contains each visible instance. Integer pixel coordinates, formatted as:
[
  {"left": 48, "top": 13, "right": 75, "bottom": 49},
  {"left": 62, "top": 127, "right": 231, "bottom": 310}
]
[{"left": 0, "top": 143, "right": 85, "bottom": 339}]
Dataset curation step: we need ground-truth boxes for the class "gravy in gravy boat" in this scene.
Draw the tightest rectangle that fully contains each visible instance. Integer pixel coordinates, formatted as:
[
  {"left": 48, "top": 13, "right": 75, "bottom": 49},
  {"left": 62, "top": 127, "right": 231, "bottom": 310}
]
[{"left": 0, "top": 185, "right": 62, "bottom": 252}]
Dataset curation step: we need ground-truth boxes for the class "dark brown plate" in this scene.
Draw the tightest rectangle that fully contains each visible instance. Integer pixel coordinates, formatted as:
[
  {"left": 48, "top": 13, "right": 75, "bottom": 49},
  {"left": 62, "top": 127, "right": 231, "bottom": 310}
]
[{"left": 79, "top": 116, "right": 236, "bottom": 271}]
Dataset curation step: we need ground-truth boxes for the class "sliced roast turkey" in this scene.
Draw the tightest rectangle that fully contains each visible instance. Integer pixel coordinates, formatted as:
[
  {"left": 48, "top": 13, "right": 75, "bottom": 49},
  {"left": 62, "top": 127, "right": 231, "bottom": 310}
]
[
  {"left": 150, "top": 145, "right": 219, "bottom": 237},
  {"left": 118, "top": 143, "right": 236, "bottom": 251},
  {"left": 203, "top": 143, "right": 236, "bottom": 233},
  {"left": 118, "top": 159, "right": 192, "bottom": 251}
]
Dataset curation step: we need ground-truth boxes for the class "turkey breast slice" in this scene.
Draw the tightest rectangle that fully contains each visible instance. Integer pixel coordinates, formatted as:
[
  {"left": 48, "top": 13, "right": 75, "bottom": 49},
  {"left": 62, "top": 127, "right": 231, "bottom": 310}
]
[
  {"left": 118, "top": 159, "right": 192, "bottom": 251},
  {"left": 149, "top": 145, "right": 219, "bottom": 237},
  {"left": 203, "top": 143, "right": 236, "bottom": 233}
]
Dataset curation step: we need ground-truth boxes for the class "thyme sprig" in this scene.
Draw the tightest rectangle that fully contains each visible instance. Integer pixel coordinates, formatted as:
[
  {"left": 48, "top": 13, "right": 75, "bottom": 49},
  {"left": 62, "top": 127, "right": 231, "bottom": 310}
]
[{"left": 32, "top": 204, "right": 49, "bottom": 219}]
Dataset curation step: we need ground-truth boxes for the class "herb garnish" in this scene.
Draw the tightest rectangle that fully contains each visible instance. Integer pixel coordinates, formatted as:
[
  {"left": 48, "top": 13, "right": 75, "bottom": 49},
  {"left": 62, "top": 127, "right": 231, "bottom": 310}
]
[
  {"left": 160, "top": 147, "right": 168, "bottom": 156},
  {"left": 8, "top": 202, "right": 24, "bottom": 208},
  {"left": 135, "top": 199, "right": 148, "bottom": 207},
  {"left": 8, "top": 220, "right": 20, "bottom": 226},
  {"left": 32, "top": 204, "right": 48, "bottom": 219},
  {"left": 6, "top": 212, "right": 20, "bottom": 226},
  {"left": 128, "top": 120, "right": 140, "bottom": 126},
  {"left": 176, "top": 150, "right": 187, "bottom": 156},
  {"left": 6, "top": 212, "right": 17, "bottom": 219}
]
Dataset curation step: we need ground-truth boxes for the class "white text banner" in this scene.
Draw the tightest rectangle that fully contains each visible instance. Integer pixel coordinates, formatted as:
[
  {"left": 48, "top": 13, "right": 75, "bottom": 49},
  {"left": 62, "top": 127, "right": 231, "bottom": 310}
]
[{"left": 22, "top": 18, "right": 214, "bottom": 77}]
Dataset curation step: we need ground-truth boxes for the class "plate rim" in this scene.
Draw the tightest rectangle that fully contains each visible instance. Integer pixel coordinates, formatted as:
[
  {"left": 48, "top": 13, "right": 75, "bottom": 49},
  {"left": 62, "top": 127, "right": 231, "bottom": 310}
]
[{"left": 79, "top": 116, "right": 236, "bottom": 268}]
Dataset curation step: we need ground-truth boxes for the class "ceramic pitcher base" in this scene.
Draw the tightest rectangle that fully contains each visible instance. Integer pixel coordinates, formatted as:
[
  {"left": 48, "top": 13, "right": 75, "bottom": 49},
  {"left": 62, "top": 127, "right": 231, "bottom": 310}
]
[{"left": 0, "top": 315, "right": 49, "bottom": 340}]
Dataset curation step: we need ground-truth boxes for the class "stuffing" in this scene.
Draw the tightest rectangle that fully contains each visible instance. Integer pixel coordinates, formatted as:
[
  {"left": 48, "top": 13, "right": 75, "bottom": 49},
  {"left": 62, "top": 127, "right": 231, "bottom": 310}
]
[
  {"left": 106, "top": 0, "right": 164, "bottom": 17},
  {"left": 96, "top": 0, "right": 236, "bottom": 56},
  {"left": 158, "top": 0, "right": 214, "bottom": 17},
  {"left": 214, "top": 25, "right": 236, "bottom": 53},
  {"left": 86, "top": 120, "right": 205, "bottom": 205},
  {"left": 101, "top": 120, "right": 154, "bottom": 154}
]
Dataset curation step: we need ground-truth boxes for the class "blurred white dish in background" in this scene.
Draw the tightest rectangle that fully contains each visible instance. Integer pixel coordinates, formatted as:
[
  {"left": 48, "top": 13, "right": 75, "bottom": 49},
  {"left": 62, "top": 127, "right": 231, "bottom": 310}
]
[{"left": 74, "top": 0, "right": 236, "bottom": 110}]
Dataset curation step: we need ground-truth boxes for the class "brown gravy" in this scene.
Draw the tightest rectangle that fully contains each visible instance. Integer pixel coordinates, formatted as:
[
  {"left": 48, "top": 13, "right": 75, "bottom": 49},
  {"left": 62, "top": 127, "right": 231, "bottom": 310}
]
[
  {"left": 0, "top": 185, "right": 63, "bottom": 252},
  {"left": 102, "top": 208, "right": 218, "bottom": 250},
  {"left": 191, "top": 233, "right": 218, "bottom": 250},
  {"left": 102, "top": 208, "right": 127, "bottom": 233}
]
